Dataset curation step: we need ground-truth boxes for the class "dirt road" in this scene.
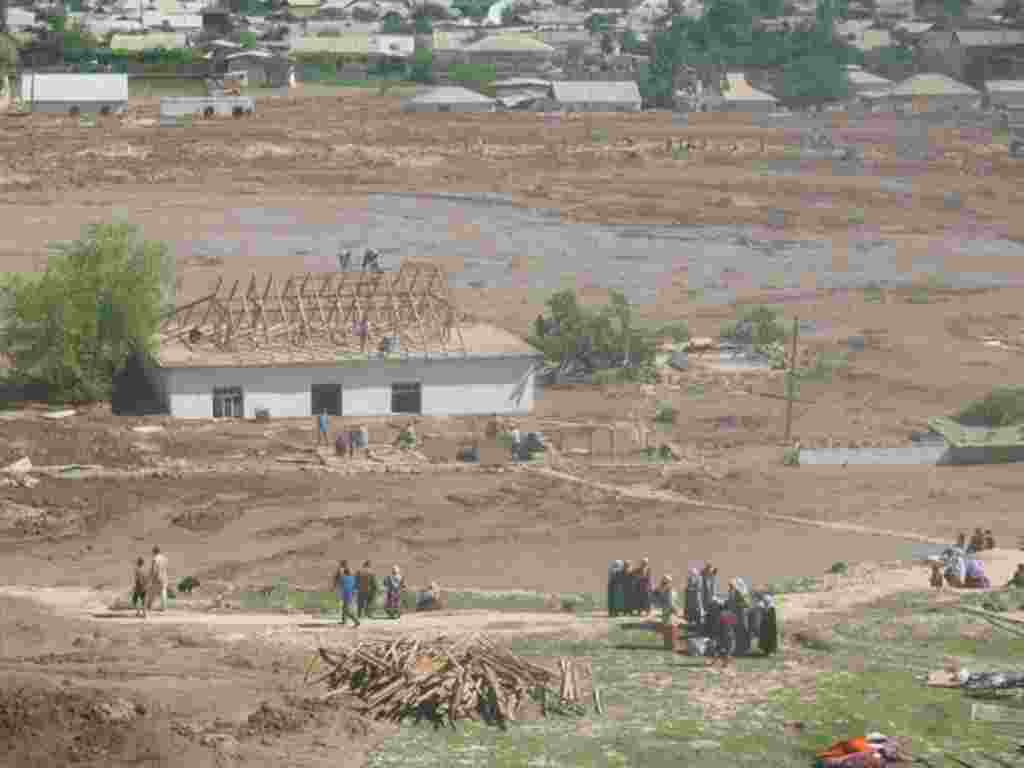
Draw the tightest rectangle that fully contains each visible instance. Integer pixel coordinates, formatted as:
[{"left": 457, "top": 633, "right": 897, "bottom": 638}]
[{"left": 3, "top": 547, "right": 1017, "bottom": 651}]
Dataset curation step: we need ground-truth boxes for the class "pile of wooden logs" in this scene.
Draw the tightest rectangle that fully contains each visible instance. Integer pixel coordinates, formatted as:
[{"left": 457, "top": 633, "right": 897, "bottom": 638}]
[{"left": 309, "top": 634, "right": 598, "bottom": 728}]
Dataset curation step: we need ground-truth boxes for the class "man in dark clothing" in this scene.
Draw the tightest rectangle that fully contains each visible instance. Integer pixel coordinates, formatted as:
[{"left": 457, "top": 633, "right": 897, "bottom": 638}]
[
  {"left": 969, "top": 528, "right": 985, "bottom": 554},
  {"left": 356, "top": 561, "right": 378, "bottom": 619}
]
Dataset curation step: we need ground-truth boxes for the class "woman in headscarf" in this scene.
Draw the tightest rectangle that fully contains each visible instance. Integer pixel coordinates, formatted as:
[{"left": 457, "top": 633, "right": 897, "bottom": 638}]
[
  {"left": 607, "top": 560, "right": 624, "bottom": 617},
  {"left": 637, "top": 558, "right": 653, "bottom": 616},
  {"left": 700, "top": 563, "right": 718, "bottom": 634},
  {"left": 727, "top": 577, "right": 752, "bottom": 655},
  {"left": 964, "top": 556, "right": 991, "bottom": 589},
  {"left": 621, "top": 560, "right": 636, "bottom": 615},
  {"left": 684, "top": 568, "right": 704, "bottom": 626},
  {"left": 383, "top": 565, "right": 404, "bottom": 619}
]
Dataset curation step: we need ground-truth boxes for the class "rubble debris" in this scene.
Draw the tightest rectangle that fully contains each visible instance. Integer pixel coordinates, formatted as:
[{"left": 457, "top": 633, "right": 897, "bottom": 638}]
[
  {"left": 2, "top": 457, "right": 32, "bottom": 473},
  {"left": 310, "top": 634, "right": 592, "bottom": 728}
]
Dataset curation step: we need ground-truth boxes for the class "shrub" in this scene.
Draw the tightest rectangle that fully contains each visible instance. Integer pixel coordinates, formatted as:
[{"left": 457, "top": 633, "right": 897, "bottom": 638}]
[
  {"left": 782, "top": 446, "right": 800, "bottom": 466},
  {"left": 721, "top": 305, "right": 788, "bottom": 350},
  {"left": 955, "top": 386, "right": 1024, "bottom": 427},
  {"left": 654, "top": 401, "right": 677, "bottom": 424}
]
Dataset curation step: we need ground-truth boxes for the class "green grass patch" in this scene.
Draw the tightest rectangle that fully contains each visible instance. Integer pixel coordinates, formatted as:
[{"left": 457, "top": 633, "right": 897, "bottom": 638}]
[
  {"left": 361, "top": 584, "right": 1024, "bottom": 767},
  {"left": 863, "top": 282, "right": 884, "bottom": 303},
  {"left": 955, "top": 386, "right": 1024, "bottom": 428},
  {"left": 686, "top": 383, "right": 705, "bottom": 398}
]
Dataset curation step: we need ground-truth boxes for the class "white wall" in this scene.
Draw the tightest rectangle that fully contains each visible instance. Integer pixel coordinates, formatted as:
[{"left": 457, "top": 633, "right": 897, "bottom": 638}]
[{"left": 160, "top": 356, "right": 537, "bottom": 419}]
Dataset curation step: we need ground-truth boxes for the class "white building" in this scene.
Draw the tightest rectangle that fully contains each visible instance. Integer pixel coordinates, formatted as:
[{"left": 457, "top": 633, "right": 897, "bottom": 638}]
[
  {"left": 19, "top": 74, "right": 129, "bottom": 115},
  {"left": 151, "top": 266, "right": 541, "bottom": 420}
]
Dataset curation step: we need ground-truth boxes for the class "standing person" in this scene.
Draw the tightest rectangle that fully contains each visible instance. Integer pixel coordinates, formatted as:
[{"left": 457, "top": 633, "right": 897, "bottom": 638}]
[
  {"left": 147, "top": 546, "right": 169, "bottom": 613},
  {"left": 509, "top": 424, "right": 522, "bottom": 461},
  {"left": 383, "top": 565, "right": 404, "bottom": 619},
  {"left": 657, "top": 575, "right": 678, "bottom": 625},
  {"left": 621, "top": 560, "right": 635, "bottom": 615},
  {"left": 685, "top": 568, "right": 704, "bottom": 626},
  {"left": 983, "top": 529, "right": 996, "bottom": 550},
  {"left": 607, "top": 560, "right": 625, "bottom": 617},
  {"left": 317, "top": 409, "right": 330, "bottom": 447},
  {"left": 945, "top": 548, "right": 967, "bottom": 588},
  {"left": 357, "top": 560, "right": 378, "bottom": 619},
  {"left": 335, "top": 430, "right": 350, "bottom": 459},
  {"left": 131, "top": 557, "right": 149, "bottom": 618},
  {"left": 956, "top": 532, "right": 967, "bottom": 550},
  {"left": 727, "top": 577, "right": 752, "bottom": 655},
  {"left": 968, "top": 528, "right": 985, "bottom": 554},
  {"left": 637, "top": 558, "right": 653, "bottom": 616},
  {"left": 700, "top": 564, "right": 717, "bottom": 633},
  {"left": 930, "top": 561, "right": 945, "bottom": 590},
  {"left": 335, "top": 561, "right": 360, "bottom": 627}
]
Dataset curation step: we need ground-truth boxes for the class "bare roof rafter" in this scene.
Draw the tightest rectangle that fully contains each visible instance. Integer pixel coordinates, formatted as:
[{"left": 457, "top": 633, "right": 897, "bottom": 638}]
[{"left": 159, "top": 262, "right": 467, "bottom": 358}]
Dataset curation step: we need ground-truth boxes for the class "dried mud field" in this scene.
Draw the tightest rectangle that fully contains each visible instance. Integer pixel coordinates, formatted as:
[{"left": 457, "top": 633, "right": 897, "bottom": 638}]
[{"left": 3, "top": 88, "right": 1024, "bottom": 766}]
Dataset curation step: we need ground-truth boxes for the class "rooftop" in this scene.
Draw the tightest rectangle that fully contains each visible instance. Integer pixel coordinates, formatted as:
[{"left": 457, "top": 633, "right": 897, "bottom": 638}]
[
  {"left": 956, "top": 29, "right": 1024, "bottom": 47},
  {"left": 157, "top": 264, "right": 539, "bottom": 368},
  {"left": 290, "top": 34, "right": 371, "bottom": 55},
  {"left": 890, "top": 73, "right": 980, "bottom": 96},
  {"left": 464, "top": 34, "right": 555, "bottom": 54},
  {"left": 551, "top": 80, "right": 642, "bottom": 103},
  {"left": 405, "top": 86, "right": 495, "bottom": 104},
  {"left": 928, "top": 416, "right": 1024, "bottom": 448}
]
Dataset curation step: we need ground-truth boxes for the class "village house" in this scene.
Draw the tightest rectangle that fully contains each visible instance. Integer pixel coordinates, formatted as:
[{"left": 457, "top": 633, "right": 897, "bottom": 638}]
[
  {"left": 459, "top": 33, "right": 557, "bottom": 79},
  {"left": 19, "top": 73, "right": 129, "bottom": 115},
  {"left": 845, "top": 64, "right": 894, "bottom": 96},
  {"left": 701, "top": 72, "right": 779, "bottom": 113},
  {"left": 401, "top": 85, "right": 496, "bottom": 113},
  {"left": 224, "top": 50, "right": 294, "bottom": 87},
  {"left": 885, "top": 72, "right": 982, "bottom": 113},
  {"left": 919, "top": 25, "right": 1024, "bottom": 86},
  {"left": 147, "top": 266, "right": 540, "bottom": 419},
  {"left": 551, "top": 80, "right": 641, "bottom": 112}
]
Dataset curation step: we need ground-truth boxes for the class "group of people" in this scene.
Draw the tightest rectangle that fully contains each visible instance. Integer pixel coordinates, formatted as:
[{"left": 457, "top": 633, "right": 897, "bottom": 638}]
[
  {"left": 315, "top": 411, "right": 370, "bottom": 459},
  {"left": 930, "top": 532, "right": 999, "bottom": 590},
  {"left": 607, "top": 560, "right": 778, "bottom": 658},
  {"left": 606, "top": 559, "right": 655, "bottom": 617},
  {"left": 334, "top": 560, "right": 406, "bottom": 627},
  {"left": 130, "top": 546, "right": 170, "bottom": 619}
]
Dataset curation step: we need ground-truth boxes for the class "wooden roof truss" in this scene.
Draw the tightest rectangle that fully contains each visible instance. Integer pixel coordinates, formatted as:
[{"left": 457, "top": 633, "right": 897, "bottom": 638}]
[{"left": 159, "top": 262, "right": 467, "bottom": 357}]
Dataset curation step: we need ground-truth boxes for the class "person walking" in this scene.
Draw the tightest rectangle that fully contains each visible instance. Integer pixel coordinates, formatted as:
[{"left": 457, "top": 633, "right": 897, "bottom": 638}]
[
  {"left": 383, "top": 565, "right": 404, "bottom": 619},
  {"left": 685, "top": 568, "right": 704, "bottom": 626},
  {"left": 317, "top": 409, "right": 330, "bottom": 447},
  {"left": 131, "top": 557, "right": 149, "bottom": 618},
  {"left": 637, "top": 558, "right": 653, "bottom": 616},
  {"left": 357, "top": 560, "right": 378, "bottom": 619},
  {"left": 147, "top": 546, "right": 169, "bottom": 613},
  {"left": 336, "top": 561, "right": 360, "bottom": 627}
]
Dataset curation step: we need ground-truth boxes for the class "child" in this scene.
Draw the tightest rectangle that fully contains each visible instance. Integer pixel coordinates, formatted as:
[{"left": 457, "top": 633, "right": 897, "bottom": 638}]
[
  {"left": 930, "top": 561, "right": 945, "bottom": 591},
  {"left": 132, "top": 557, "right": 149, "bottom": 618}
]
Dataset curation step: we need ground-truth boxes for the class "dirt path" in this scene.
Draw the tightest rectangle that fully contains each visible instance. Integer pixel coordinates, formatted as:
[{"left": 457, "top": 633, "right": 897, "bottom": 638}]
[
  {"left": 3, "top": 548, "right": 1018, "bottom": 650},
  {"left": 530, "top": 466, "right": 950, "bottom": 546}
]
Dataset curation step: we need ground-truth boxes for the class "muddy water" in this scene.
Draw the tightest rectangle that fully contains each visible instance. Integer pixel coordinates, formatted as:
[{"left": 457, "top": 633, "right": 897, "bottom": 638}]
[{"left": 182, "top": 193, "right": 1024, "bottom": 304}]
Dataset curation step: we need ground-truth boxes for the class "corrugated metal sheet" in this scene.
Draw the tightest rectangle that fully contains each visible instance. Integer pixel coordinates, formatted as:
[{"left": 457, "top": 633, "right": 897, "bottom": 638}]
[
  {"left": 406, "top": 86, "right": 495, "bottom": 104},
  {"left": 552, "top": 80, "right": 641, "bottom": 104},
  {"left": 464, "top": 34, "right": 555, "bottom": 53},
  {"left": 956, "top": 29, "right": 1024, "bottom": 48},
  {"left": 287, "top": 0, "right": 324, "bottom": 6},
  {"left": 290, "top": 34, "right": 372, "bottom": 55},
  {"left": 110, "top": 32, "right": 188, "bottom": 50},
  {"left": 891, "top": 73, "right": 979, "bottom": 97},
  {"left": 988, "top": 80, "right": 1024, "bottom": 93},
  {"left": 373, "top": 34, "right": 415, "bottom": 57},
  {"left": 5, "top": 7, "right": 37, "bottom": 28},
  {"left": 21, "top": 74, "right": 129, "bottom": 103}
]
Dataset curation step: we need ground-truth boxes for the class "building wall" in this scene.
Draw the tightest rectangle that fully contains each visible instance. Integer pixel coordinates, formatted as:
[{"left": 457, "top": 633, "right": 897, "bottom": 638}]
[
  {"left": 557, "top": 100, "right": 640, "bottom": 112},
  {"left": 160, "top": 355, "right": 537, "bottom": 419},
  {"left": 29, "top": 100, "right": 128, "bottom": 114}
]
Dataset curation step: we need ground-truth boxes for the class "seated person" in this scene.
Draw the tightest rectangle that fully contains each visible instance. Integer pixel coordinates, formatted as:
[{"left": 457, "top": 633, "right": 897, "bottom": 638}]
[
  {"left": 963, "top": 557, "right": 991, "bottom": 589},
  {"left": 1007, "top": 563, "right": 1024, "bottom": 589}
]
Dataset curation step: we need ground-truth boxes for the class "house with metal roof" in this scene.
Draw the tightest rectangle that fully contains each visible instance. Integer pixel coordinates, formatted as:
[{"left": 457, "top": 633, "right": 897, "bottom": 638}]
[
  {"left": 920, "top": 25, "right": 1024, "bottom": 84},
  {"left": 150, "top": 266, "right": 540, "bottom": 419},
  {"left": 401, "top": 85, "right": 496, "bottom": 113},
  {"left": 886, "top": 72, "right": 981, "bottom": 112},
  {"left": 290, "top": 34, "right": 372, "bottom": 56},
  {"left": 110, "top": 32, "right": 189, "bottom": 51},
  {"left": 987, "top": 79, "right": 1024, "bottom": 108},
  {"left": 551, "top": 80, "right": 641, "bottom": 112},
  {"left": 20, "top": 73, "right": 129, "bottom": 115},
  {"left": 845, "top": 65, "right": 894, "bottom": 95},
  {"left": 459, "top": 33, "right": 557, "bottom": 78}
]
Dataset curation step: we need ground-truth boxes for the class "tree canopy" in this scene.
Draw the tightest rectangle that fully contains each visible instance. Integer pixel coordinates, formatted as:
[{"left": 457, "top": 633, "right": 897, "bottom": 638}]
[
  {"left": 0, "top": 223, "right": 175, "bottom": 403},
  {"left": 641, "top": 0, "right": 856, "bottom": 108}
]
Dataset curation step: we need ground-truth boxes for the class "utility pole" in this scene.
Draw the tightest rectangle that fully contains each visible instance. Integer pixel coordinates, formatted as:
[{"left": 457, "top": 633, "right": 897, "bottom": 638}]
[{"left": 783, "top": 316, "right": 799, "bottom": 445}]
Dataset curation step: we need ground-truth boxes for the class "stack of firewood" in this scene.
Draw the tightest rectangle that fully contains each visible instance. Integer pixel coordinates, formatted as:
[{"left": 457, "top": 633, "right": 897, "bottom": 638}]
[{"left": 308, "top": 634, "right": 600, "bottom": 728}]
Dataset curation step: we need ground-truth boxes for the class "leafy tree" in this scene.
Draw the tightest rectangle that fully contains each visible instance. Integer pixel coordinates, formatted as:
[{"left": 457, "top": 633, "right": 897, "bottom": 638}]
[
  {"left": 778, "top": 52, "right": 849, "bottom": 106},
  {"left": 585, "top": 13, "right": 615, "bottom": 34},
  {"left": 0, "top": 223, "right": 175, "bottom": 403},
  {"left": 621, "top": 28, "right": 640, "bottom": 52},
  {"left": 0, "top": 33, "right": 17, "bottom": 74},
  {"left": 641, "top": 15, "right": 695, "bottom": 107},
  {"left": 447, "top": 61, "right": 496, "bottom": 90},
  {"left": 408, "top": 47, "right": 435, "bottom": 83},
  {"left": 381, "top": 12, "right": 404, "bottom": 33},
  {"left": 451, "top": 0, "right": 493, "bottom": 20},
  {"left": 238, "top": 30, "right": 258, "bottom": 49},
  {"left": 413, "top": 15, "right": 433, "bottom": 34},
  {"left": 753, "top": 0, "right": 785, "bottom": 17}
]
